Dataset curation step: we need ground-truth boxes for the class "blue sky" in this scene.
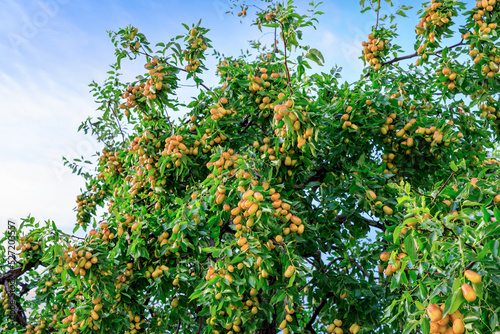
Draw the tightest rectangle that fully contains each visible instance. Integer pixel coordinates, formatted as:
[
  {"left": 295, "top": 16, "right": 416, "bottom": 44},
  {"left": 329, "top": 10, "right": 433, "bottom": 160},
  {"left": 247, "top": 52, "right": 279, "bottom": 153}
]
[{"left": 0, "top": 0, "right": 430, "bottom": 235}]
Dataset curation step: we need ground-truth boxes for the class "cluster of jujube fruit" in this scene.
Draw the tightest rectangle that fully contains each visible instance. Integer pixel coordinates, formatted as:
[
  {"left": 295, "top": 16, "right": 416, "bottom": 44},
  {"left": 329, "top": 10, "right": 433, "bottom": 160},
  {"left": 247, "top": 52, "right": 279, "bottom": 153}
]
[
  {"left": 184, "top": 28, "right": 208, "bottom": 72},
  {"left": 415, "top": 0, "right": 454, "bottom": 63},
  {"left": 361, "top": 33, "right": 389, "bottom": 70},
  {"left": 425, "top": 270, "right": 482, "bottom": 333},
  {"left": 436, "top": 66, "right": 458, "bottom": 90}
]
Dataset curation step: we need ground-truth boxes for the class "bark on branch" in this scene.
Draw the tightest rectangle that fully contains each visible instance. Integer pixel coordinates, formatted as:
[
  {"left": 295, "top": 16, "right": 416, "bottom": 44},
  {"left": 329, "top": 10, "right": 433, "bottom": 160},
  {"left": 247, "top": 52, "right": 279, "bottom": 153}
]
[
  {"left": 364, "top": 40, "right": 465, "bottom": 77},
  {"left": 0, "top": 261, "right": 39, "bottom": 326},
  {"left": 305, "top": 292, "right": 334, "bottom": 333},
  {"left": 4, "top": 282, "right": 27, "bottom": 326},
  {"left": 0, "top": 260, "right": 38, "bottom": 285}
]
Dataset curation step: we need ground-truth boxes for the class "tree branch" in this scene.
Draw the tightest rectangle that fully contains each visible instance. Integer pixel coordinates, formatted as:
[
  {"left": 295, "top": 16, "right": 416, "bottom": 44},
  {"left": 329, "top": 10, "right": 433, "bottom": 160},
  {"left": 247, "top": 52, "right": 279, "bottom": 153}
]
[
  {"left": 174, "top": 318, "right": 181, "bottom": 334},
  {"left": 274, "top": 27, "right": 278, "bottom": 53},
  {"left": 196, "top": 315, "right": 203, "bottom": 334},
  {"left": 19, "top": 282, "right": 31, "bottom": 297},
  {"left": 385, "top": 40, "right": 464, "bottom": 68},
  {"left": 325, "top": 256, "right": 343, "bottom": 271},
  {"left": 4, "top": 281, "right": 27, "bottom": 326},
  {"left": 465, "top": 261, "right": 476, "bottom": 271},
  {"left": 406, "top": 268, "right": 443, "bottom": 276},
  {"left": 238, "top": 114, "right": 254, "bottom": 134},
  {"left": 411, "top": 187, "right": 434, "bottom": 199},
  {"left": 374, "top": 0, "right": 381, "bottom": 30},
  {"left": 442, "top": 225, "right": 477, "bottom": 254},
  {"left": 108, "top": 101, "right": 126, "bottom": 145},
  {"left": 365, "top": 40, "right": 465, "bottom": 77},
  {"left": 348, "top": 257, "right": 370, "bottom": 279},
  {"left": 0, "top": 261, "right": 39, "bottom": 285},
  {"left": 436, "top": 171, "right": 456, "bottom": 198}
]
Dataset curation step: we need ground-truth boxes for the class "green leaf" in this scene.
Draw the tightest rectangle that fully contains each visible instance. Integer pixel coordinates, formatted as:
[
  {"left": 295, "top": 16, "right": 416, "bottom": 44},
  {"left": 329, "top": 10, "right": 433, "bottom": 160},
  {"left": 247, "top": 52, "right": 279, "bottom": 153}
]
[
  {"left": 419, "top": 282, "right": 428, "bottom": 299},
  {"left": 490, "top": 312, "right": 498, "bottom": 330},
  {"left": 443, "top": 287, "right": 464, "bottom": 317},
  {"left": 415, "top": 300, "right": 425, "bottom": 311},
  {"left": 402, "top": 320, "right": 418, "bottom": 334},
  {"left": 450, "top": 161, "right": 457, "bottom": 172},
  {"left": 451, "top": 278, "right": 461, "bottom": 293},
  {"left": 287, "top": 272, "right": 296, "bottom": 288},
  {"left": 472, "top": 281, "right": 483, "bottom": 300},
  {"left": 393, "top": 225, "right": 402, "bottom": 244},
  {"left": 305, "top": 48, "right": 324, "bottom": 66},
  {"left": 421, "top": 317, "right": 430, "bottom": 334},
  {"left": 494, "top": 207, "right": 500, "bottom": 223},
  {"left": 404, "top": 232, "right": 417, "bottom": 263},
  {"left": 396, "top": 9, "right": 407, "bottom": 17},
  {"left": 270, "top": 291, "right": 286, "bottom": 304},
  {"left": 61, "top": 269, "right": 67, "bottom": 284}
]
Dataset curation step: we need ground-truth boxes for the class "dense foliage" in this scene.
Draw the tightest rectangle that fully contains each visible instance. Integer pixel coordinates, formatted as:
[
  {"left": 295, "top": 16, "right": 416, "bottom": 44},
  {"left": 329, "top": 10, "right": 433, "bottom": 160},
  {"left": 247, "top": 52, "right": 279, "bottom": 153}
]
[{"left": 1, "top": 0, "right": 500, "bottom": 333}]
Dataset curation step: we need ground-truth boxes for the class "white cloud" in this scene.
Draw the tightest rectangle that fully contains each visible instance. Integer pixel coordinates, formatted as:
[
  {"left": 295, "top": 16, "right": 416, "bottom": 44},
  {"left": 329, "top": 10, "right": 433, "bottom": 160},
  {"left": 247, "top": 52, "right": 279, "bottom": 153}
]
[{"left": 0, "top": 160, "right": 84, "bottom": 235}]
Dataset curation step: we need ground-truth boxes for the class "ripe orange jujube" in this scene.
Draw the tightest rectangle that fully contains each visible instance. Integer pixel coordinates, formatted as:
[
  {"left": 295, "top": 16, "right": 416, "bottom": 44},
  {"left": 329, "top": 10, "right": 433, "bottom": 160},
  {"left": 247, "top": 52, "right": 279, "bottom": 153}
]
[
  {"left": 461, "top": 283, "right": 476, "bottom": 302},
  {"left": 284, "top": 265, "right": 295, "bottom": 278},
  {"left": 383, "top": 206, "right": 393, "bottom": 215},
  {"left": 464, "top": 270, "right": 481, "bottom": 284},
  {"left": 427, "top": 304, "right": 443, "bottom": 322},
  {"left": 453, "top": 318, "right": 465, "bottom": 334},
  {"left": 367, "top": 190, "right": 376, "bottom": 201},
  {"left": 380, "top": 252, "right": 391, "bottom": 262}
]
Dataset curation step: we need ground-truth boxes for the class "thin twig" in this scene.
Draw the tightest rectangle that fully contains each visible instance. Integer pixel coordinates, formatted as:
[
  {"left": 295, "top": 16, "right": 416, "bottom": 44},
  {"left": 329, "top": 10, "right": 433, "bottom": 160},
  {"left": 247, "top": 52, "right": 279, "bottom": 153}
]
[
  {"left": 374, "top": 0, "right": 381, "bottom": 30},
  {"left": 406, "top": 268, "right": 442, "bottom": 275},
  {"left": 305, "top": 258, "right": 315, "bottom": 267},
  {"left": 348, "top": 257, "right": 370, "bottom": 279},
  {"left": 436, "top": 171, "right": 456, "bottom": 198},
  {"left": 411, "top": 170, "right": 456, "bottom": 201},
  {"left": 325, "top": 256, "right": 343, "bottom": 271},
  {"left": 196, "top": 316, "right": 203, "bottom": 334},
  {"left": 336, "top": 214, "right": 385, "bottom": 231},
  {"left": 238, "top": 114, "right": 253, "bottom": 134},
  {"left": 442, "top": 225, "right": 477, "bottom": 253},
  {"left": 465, "top": 261, "right": 476, "bottom": 271},
  {"left": 411, "top": 187, "right": 434, "bottom": 199},
  {"left": 365, "top": 40, "right": 465, "bottom": 77},
  {"left": 161, "top": 106, "right": 174, "bottom": 130},
  {"left": 305, "top": 292, "right": 334, "bottom": 333},
  {"left": 385, "top": 40, "right": 464, "bottom": 68},
  {"left": 274, "top": 27, "right": 278, "bottom": 53},
  {"left": 146, "top": 201, "right": 158, "bottom": 211},
  {"left": 174, "top": 318, "right": 181, "bottom": 334},
  {"left": 253, "top": 169, "right": 263, "bottom": 179},
  {"left": 300, "top": 255, "right": 342, "bottom": 292},
  {"left": 279, "top": 22, "right": 293, "bottom": 94},
  {"left": 108, "top": 101, "right": 126, "bottom": 144},
  {"left": 163, "top": 59, "right": 213, "bottom": 94},
  {"left": 50, "top": 231, "right": 84, "bottom": 240},
  {"left": 19, "top": 282, "right": 30, "bottom": 297}
]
